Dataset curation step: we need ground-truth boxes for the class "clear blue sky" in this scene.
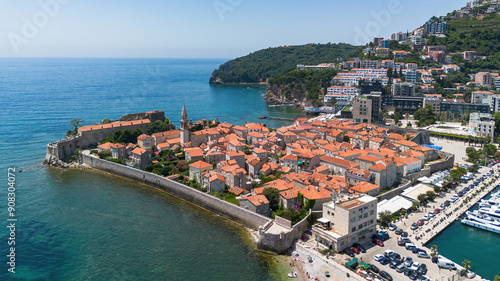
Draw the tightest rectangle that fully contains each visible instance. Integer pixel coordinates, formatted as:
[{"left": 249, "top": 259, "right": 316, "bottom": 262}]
[{"left": 0, "top": 0, "right": 466, "bottom": 58}]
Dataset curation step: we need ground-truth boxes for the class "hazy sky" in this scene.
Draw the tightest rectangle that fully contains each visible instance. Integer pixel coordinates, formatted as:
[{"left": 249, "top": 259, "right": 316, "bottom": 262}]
[{"left": 0, "top": 0, "right": 466, "bottom": 58}]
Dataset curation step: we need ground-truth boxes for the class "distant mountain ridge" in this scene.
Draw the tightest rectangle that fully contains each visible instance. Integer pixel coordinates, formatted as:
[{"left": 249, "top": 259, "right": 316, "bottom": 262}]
[{"left": 209, "top": 43, "right": 359, "bottom": 84}]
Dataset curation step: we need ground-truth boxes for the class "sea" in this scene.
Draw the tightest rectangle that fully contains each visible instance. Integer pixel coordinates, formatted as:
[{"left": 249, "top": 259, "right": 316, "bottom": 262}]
[
  {"left": 0, "top": 58, "right": 308, "bottom": 281},
  {"left": 429, "top": 184, "right": 500, "bottom": 280}
]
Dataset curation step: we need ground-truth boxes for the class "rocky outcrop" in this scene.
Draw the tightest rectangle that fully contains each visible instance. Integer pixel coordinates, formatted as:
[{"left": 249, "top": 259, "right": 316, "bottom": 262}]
[{"left": 265, "top": 83, "right": 310, "bottom": 106}]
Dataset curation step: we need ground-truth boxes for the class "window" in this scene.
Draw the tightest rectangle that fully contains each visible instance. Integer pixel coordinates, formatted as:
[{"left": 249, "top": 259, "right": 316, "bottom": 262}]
[
  {"left": 359, "top": 215, "right": 363, "bottom": 220},
  {"left": 358, "top": 224, "right": 363, "bottom": 229},
  {"left": 340, "top": 241, "right": 344, "bottom": 246},
  {"left": 364, "top": 213, "right": 368, "bottom": 218},
  {"left": 370, "top": 219, "right": 374, "bottom": 224},
  {"left": 352, "top": 227, "right": 356, "bottom": 232},
  {"left": 370, "top": 210, "right": 374, "bottom": 215},
  {"left": 351, "top": 218, "right": 356, "bottom": 222}
]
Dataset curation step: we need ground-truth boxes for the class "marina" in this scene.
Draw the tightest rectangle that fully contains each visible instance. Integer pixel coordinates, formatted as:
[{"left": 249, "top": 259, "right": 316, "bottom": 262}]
[
  {"left": 461, "top": 209, "right": 500, "bottom": 234},
  {"left": 422, "top": 170, "right": 500, "bottom": 245}
]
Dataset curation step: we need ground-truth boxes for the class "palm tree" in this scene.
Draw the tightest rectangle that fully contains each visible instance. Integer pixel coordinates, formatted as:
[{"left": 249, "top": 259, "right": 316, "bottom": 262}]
[
  {"left": 463, "top": 259, "right": 471, "bottom": 272},
  {"left": 493, "top": 275, "right": 500, "bottom": 281},
  {"left": 431, "top": 245, "right": 438, "bottom": 254}
]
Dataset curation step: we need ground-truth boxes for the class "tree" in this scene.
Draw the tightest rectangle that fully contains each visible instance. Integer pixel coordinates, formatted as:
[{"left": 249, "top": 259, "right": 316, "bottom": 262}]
[
  {"left": 417, "top": 193, "right": 427, "bottom": 202},
  {"left": 493, "top": 275, "right": 500, "bottom": 281},
  {"left": 484, "top": 143, "right": 497, "bottom": 157},
  {"left": 263, "top": 188, "right": 280, "bottom": 211},
  {"left": 431, "top": 244, "right": 438, "bottom": 254},
  {"left": 405, "top": 113, "right": 410, "bottom": 120},
  {"left": 343, "top": 135, "right": 350, "bottom": 143},
  {"left": 147, "top": 120, "right": 175, "bottom": 135},
  {"left": 411, "top": 201, "right": 420, "bottom": 211},
  {"left": 462, "top": 259, "right": 471, "bottom": 272},
  {"left": 100, "top": 118, "right": 111, "bottom": 124},
  {"left": 426, "top": 191, "right": 436, "bottom": 202},
  {"left": 378, "top": 210, "right": 393, "bottom": 227},
  {"left": 433, "top": 185, "right": 441, "bottom": 194},
  {"left": 243, "top": 146, "right": 252, "bottom": 155},
  {"left": 70, "top": 118, "right": 84, "bottom": 132}
]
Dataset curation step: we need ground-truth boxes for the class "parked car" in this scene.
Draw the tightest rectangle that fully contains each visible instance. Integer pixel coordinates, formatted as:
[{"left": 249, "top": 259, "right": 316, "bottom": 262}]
[
  {"left": 457, "top": 191, "right": 464, "bottom": 197},
  {"left": 409, "top": 270, "right": 421, "bottom": 280},
  {"left": 403, "top": 256, "right": 413, "bottom": 267},
  {"left": 396, "top": 264, "right": 407, "bottom": 273},
  {"left": 383, "top": 249, "right": 395, "bottom": 257},
  {"left": 417, "top": 276, "right": 431, "bottom": 281},
  {"left": 428, "top": 212, "right": 434, "bottom": 218},
  {"left": 404, "top": 268, "right": 414, "bottom": 276},
  {"left": 353, "top": 243, "right": 366, "bottom": 253},
  {"left": 373, "top": 277, "right": 383, "bottom": 281},
  {"left": 401, "top": 231, "right": 408, "bottom": 237},
  {"left": 410, "top": 262, "right": 420, "bottom": 271},
  {"left": 422, "top": 215, "right": 429, "bottom": 221},
  {"left": 379, "top": 270, "right": 393, "bottom": 281},
  {"left": 388, "top": 224, "right": 397, "bottom": 231},
  {"left": 373, "top": 238, "right": 384, "bottom": 246},
  {"left": 343, "top": 248, "right": 354, "bottom": 257},
  {"left": 418, "top": 252, "right": 431, "bottom": 259},
  {"left": 398, "top": 238, "right": 410, "bottom": 246},
  {"left": 380, "top": 257, "right": 390, "bottom": 265},
  {"left": 389, "top": 260, "right": 401, "bottom": 269},
  {"left": 434, "top": 208, "right": 441, "bottom": 214},
  {"left": 410, "top": 223, "right": 419, "bottom": 230},
  {"left": 369, "top": 263, "right": 380, "bottom": 273},
  {"left": 389, "top": 253, "right": 401, "bottom": 261},
  {"left": 417, "top": 263, "right": 428, "bottom": 275},
  {"left": 374, "top": 254, "right": 384, "bottom": 261},
  {"left": 349, "top": 246, "right": 360, "bottom": 254},
  {"left": 395, "top": 228, "right": 403, "bottom": 235},
  {"left": 416, "top": 220, "right": 424, "bottom": 226}
]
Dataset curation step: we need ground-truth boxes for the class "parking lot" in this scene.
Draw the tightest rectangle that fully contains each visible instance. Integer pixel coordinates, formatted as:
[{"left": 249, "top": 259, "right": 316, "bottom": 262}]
[{"left": 335, "top": 164, "right": 499, "bottom": 281}]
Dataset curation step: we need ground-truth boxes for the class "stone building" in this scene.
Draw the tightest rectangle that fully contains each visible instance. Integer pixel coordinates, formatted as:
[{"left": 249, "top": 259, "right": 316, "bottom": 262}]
[
  {"left": 180, "top": 104, "right": 190, "bottom": 145},
  {"left": 312, "top": 195, "right": 378, "bottom": 252}
]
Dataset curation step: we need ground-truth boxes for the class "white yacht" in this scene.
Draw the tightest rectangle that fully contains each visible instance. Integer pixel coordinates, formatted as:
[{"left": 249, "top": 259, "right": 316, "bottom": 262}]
[
  {"left": 478, "top": 206, "right": 500, "bottom": 220},
  {"left": 466, "top": 211, "right": 500, "bottom": 226},
  {"left": 462, "top": 211, "right": 500, "bottom": 234}
]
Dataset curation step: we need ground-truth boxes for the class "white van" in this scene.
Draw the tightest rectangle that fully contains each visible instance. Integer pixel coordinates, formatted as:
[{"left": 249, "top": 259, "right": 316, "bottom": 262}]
[{"left": 437, "top": 258, "right": 457, "bottom": 270}]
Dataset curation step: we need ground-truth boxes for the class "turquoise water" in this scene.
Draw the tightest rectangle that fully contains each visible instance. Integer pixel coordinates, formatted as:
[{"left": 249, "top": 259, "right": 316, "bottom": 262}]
[
  {"left": 429, "top": 185, "right": 500, "bottom": 280},
  {"left": 0, "top": 58, "right": 304, "bottom": 280}
]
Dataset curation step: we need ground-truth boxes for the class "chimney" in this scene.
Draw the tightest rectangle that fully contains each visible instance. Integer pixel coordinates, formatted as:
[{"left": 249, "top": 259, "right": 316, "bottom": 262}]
[{"left": 316, "top": 186, "right": 319, "bottom": 192}]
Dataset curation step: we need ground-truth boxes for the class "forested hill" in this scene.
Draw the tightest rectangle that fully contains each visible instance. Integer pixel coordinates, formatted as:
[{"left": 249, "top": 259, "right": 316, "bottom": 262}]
[
  {"left": 432, "top": 12, "right": 500, "bottom": 71},
  {"left": 209, "top": 43, "right": 358, "bottom": 84}
]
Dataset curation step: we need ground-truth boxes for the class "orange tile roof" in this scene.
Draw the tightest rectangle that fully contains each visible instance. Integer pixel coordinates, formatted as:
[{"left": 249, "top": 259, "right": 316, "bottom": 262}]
[
  {"left": 320, "top": 156, "right": 359, "bottom": 168},
  {"left": 240, "top": 194, "right": 269, "bottom": 207},
  {"left": 131, "top": 147, "right": 147, "bottom": 155},
  {"left": 369, "top": 163, "right": 387, "bottom": 171},
  {"left": 98, "top": 142, "right": 113, "bottom": 150},
  {"left": 189, "top": 160, "right": 213, "bottom": 170},
  {"left": 351, "top": 182, "right": 379, "bottom": 193},
  {"left": 300, "top": 186, "right": 330, "bottom": 200}
]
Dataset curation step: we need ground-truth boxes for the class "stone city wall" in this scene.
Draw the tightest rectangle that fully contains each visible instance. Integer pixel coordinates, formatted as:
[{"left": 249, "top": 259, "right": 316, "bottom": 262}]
[
  {"left": 80, "top": 153, "right": 271, "bottom": 230},
  {"left": 376, "top": 179, "right": 412, "bottom": 202},
  {"left": 426, "top": 151, "right": 455, "bottom": 173},
  {"left": 257, "top": 211, "right": 311, "bottom": 254}
]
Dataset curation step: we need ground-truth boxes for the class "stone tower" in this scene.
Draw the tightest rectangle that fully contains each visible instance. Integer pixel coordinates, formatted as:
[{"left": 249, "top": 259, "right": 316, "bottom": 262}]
[{"left": 180, "top": 103, "right": 189, "bottom": 145}]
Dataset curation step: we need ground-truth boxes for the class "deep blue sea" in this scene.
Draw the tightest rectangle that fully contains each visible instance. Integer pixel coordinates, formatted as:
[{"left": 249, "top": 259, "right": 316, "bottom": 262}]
[{"left": 0, "top": 58, "right": 308, "bottom": 280}]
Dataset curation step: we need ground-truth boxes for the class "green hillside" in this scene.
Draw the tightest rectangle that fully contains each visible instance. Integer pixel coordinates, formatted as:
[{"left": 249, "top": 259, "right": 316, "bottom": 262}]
[
  {"left": 431, "top": 13, "right": 500, "bottom": 71},
  {"left": 209, "top": 43, "right": 358, "bottom": 84}
]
